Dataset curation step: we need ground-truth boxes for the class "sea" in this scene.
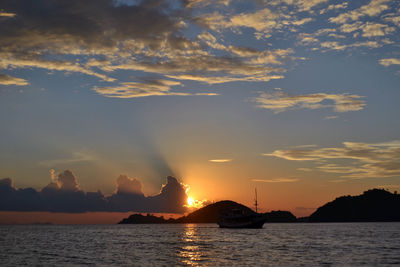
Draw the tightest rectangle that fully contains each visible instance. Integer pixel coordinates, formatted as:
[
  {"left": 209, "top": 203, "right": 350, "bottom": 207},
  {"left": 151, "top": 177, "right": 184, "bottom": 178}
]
[{"left": 1, "top": 223, "right": 400, "bottom": 266}]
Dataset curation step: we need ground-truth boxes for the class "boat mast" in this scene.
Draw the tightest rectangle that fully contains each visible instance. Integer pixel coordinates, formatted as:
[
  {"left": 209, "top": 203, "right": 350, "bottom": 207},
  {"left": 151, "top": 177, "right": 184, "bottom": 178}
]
[{"left": 254, "top": 188, "right": 258, "bottom": 213}]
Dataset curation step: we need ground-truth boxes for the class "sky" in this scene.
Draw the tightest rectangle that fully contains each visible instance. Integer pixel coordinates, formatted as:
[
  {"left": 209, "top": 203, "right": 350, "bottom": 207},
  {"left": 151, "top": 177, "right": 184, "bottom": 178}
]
[{"left": 1, "top": 0, "right": 400, "bottom": 222}]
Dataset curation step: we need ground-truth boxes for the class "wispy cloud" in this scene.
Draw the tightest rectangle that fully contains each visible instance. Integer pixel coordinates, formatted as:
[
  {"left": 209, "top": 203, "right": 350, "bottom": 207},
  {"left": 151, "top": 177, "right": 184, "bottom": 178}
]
[
  {"left": 324, "top": 115, "right": 339, "bottom": 120},
  {"left": 330, "top": 179, "right": 347, "bottom": 183},
  {"left": 39, "top": 152, "right": 95, "bottom": 166},
  {"left": 0, "top": 11, "right": 16, "bottom": 17},
  {"left": 379, "top": 58, "right": 400, "bottom": 67},
  {"left": 251, "top": 178, "right": 299, "bottom": 183},
  {"left": 291, "top": 145, "right": 318, "bottom": 149},
  {"left": 297, "top": 168, "right": 312, "bottom": 172},
  {"left": 209, "top": 159, "right": 232, "bottom": 163},
  {"left": 264, "top": 141, "right": 400, "bottom": 178},
  {"left": 93, "top": 79, "right": 183, "bottom": 98},
  {"left": 0, "top": 73, "right": 29, "bottom": 86},
  {"left": 253, "top": 90, "right": 365, "bottom": 113},
  {"left": 93, "top": 79, "right": 219, "bottom": 98}
]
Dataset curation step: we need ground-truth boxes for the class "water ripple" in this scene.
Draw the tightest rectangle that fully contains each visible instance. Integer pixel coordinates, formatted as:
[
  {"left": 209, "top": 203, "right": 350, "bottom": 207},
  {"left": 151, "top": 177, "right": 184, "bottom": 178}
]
[{"left": 0, "top": 223, "right": 400, "bottom": 266}]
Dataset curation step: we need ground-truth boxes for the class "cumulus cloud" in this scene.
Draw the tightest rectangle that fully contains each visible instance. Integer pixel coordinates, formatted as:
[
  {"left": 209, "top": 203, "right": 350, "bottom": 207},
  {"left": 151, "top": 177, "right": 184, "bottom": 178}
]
[
  {"left": 339, "top": 21, "right": 395, "bottom": 37},
  {"left": 195, "top": 7, "right": 313, "bottom": 39},
  {"left": 0, "top": 170, "right": 190, "bottom": 213},
  {"left": 115, "top": 175, "right": 143, "bottom": 195},
  {"left": 267, "top": 0, "right": 329, "bottom": 12},
  {"left": 320, "top": 2, "right": 348, "bottom": 15},
  {"left": 0, "top": 0, "right": 300, "bottom": 95},
  {"left": 329, "top": 0, "right": 391, "bottom": 24},
  {"left": 295, "top": 0, "right": 398, "bottom": 52},
  {"left": 0, "top": 73, "right": 29, "bottom": 86},
  {"left": 57, "top": 170, "right": 80, "bottom": 191},
  {"left": 1, "top": 0, "right": 398, "bottom": 96},
  {"left": 264, "top": 141, "right": 400, "bottom": 178},
  {"left": 360, "top": 22, "right": 395, "bottom": 37},
  {"left": 253, "top": 90, "right": 366, "bottom": 113},
  {"left": 146, "top": 176, "right": 188, "bottom": 213},
  {"left": 0, "top": 177, "right": 12, "bottom": 187}
]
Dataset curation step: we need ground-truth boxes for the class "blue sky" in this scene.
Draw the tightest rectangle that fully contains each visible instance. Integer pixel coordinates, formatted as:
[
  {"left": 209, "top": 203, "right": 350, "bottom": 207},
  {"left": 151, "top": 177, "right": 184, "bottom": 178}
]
[{"left": 1, "top": 0, "right": 400, "bottom": 215}]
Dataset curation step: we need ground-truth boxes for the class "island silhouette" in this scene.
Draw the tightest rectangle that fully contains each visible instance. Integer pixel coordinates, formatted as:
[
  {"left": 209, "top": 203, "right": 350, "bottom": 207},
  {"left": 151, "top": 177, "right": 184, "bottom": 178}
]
[
  {"left": 119, "top": 189, "right": 400, "bottom": 224},
  {"left": 309, "top": 188, "right": 400, "bottom": 222},
  {"left": 119, "top": 200, "right": 296, "bottom": 224}
]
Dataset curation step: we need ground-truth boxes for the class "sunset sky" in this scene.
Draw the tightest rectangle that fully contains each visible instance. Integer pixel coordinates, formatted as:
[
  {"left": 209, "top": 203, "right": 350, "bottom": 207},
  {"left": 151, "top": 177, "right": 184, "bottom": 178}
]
[{"left": 1, "top": 0, "right": 400, "bottom": 221}]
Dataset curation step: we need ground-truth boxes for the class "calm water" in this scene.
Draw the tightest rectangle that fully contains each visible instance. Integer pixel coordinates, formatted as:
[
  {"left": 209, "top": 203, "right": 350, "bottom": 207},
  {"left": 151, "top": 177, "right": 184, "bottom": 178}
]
[{"left": 1, "top": 223, "right": 400, "bottom": 266}]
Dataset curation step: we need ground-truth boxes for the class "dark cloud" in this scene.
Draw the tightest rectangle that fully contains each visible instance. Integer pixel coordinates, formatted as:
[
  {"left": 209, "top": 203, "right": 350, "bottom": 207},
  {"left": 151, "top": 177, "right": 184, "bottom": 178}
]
[
  {"left": 147, "top": 176, "right": 188, "bottom": 213},
  {"left": 57, "top": 170, "right": 80, "bottom": 191},
  {"left": 0, "top": 170, "right": 189, "bottom": 213},
  {"left": 0, "top": 0, "right": 183, "bottom": 82},
  {"left": 0, "top": 0, "right": 179, "bottom": 50},
  {"left": 0, "top": 0, "right": 291, "bottom": 93},
  {"left": 115, "top": 175, "right": 143, "bottom": 195}
]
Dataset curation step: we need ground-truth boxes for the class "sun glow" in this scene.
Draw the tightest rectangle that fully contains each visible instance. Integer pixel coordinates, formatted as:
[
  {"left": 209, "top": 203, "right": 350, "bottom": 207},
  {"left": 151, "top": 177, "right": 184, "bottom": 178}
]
[
  {"left": 184, "top": 184, "right": 207, "bottom": 209},
  {"left": 187, "top": 196, "right": 195, "bottom": 207}
]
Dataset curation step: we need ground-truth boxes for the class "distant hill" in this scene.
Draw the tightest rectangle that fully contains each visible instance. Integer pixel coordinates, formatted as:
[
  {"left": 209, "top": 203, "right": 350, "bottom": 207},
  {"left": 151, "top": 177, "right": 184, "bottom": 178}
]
[
  {"left": 119, "top": 189, "right": 400, "bottom": 224},
  {"left": 118, "top": 213, "right": 175, "bottom": 224},
  {"left": 177, "top": 200, "right": 255, "bottom": 223},
  {"left": 309, "top": 189, "right": 400, "bottom": 222},
  {"left": 264, "top": 210, "right": 297, "bottom": 222},
  {"left": 118, "top": 200, "right": 299, "bottom": 224},
  {"left": 119, "top": 200, "right": 255, "bottom": 224}
]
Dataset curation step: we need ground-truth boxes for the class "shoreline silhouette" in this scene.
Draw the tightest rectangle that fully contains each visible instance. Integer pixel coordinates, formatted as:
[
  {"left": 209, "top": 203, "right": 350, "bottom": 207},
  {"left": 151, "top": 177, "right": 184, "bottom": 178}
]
[{"left": 119, "top": 189, "right": 400, "bottom": 224}]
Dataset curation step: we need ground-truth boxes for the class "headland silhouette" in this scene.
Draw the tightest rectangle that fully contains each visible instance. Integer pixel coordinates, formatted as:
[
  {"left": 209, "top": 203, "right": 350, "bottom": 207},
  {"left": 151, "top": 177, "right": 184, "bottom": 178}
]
[{"left": 119, "top": 189, "right": 400, "bottom": 224}]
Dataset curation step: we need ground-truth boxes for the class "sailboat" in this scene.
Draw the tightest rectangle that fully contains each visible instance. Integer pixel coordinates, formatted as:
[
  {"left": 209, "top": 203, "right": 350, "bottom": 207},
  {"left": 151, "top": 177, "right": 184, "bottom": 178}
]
[{"left": 217, "top": 189, "right": 266, "bottom": 229}]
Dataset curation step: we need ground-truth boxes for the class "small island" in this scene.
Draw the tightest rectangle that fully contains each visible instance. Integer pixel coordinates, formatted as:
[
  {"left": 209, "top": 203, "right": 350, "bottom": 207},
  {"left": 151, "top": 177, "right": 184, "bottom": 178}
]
[
  {"left": 119, "top": 189, "right": 400, "bottom": 224},
  {"left": 309, "top": 188, "right": 400, "bottom": 222},
  {"left": 119, "top": 200, "right": 296, "bottom": 224}
]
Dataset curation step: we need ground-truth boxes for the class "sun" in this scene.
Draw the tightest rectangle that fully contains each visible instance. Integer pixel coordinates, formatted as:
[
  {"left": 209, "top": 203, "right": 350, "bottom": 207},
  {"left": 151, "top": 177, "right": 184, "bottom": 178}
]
[{"left": 187, "top": 196, "right": 195, "bottom": 207}]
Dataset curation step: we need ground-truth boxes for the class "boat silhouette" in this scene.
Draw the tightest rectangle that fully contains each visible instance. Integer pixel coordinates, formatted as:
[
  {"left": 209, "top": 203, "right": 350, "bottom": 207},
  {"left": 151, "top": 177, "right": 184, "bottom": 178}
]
[{"left": 217, "top": 189, "right": 266, "bottom": 228}]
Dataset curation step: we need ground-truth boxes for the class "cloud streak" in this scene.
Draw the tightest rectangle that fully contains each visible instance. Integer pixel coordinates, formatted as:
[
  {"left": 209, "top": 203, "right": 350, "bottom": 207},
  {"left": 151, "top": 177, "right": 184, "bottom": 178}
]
[
  {"left": 253, "top": 90, "right": 365, "bottom": 113},
  {"left": 264, "top": 141, "right": 400, "bottom": 178},
  {"left": 209, "top": 159, "right": 232, "bottom": 163},
  {"left": 93, "top": 78, "right": 219, "bottom": 98},
  {"left": 0, "top": 73, "right": 29, "bottom": 86},
  {"left": 251, "top": 178, "right": 299, "bottom": 183},
  {"left": 379, "top": 58, "right": 400, "bottom": 67}
]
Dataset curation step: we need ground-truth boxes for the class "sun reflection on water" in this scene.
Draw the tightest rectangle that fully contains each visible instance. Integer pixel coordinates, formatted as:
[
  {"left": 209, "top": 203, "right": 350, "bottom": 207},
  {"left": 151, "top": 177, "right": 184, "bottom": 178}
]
[{"left": 178, "top": 224, "right": 204, "bottom": 266}]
